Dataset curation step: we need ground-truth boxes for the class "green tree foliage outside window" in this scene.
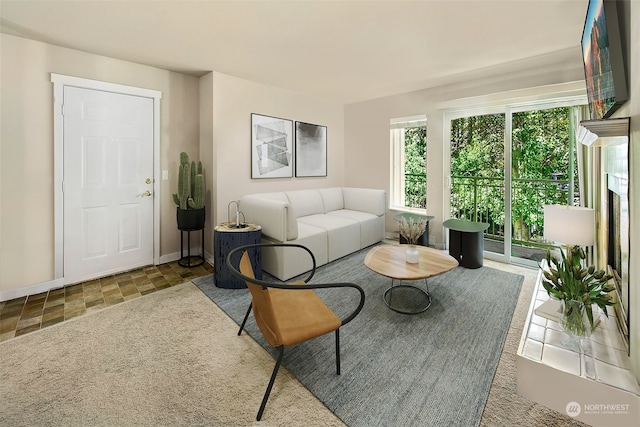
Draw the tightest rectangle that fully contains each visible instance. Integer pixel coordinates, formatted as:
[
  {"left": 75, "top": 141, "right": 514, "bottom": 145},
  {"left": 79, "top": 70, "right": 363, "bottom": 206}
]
[
  {"left": 450, "top": 107, "right": 579, "bottom": 245},
  {"left": 511, "top": 108, "right": 577, "bottom": 241},
  {"left": 404, "top": 127, "right": 427, "bottom": 209},
  {"left": 450, "top": 113, "right": 505, "bottom": 229}
]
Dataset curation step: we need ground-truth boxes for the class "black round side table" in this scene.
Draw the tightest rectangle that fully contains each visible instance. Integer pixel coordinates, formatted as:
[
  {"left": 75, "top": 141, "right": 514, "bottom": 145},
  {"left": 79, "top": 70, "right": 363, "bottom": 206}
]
[{"left": 442, "top": 218, "right": 489, "bottom": 269}]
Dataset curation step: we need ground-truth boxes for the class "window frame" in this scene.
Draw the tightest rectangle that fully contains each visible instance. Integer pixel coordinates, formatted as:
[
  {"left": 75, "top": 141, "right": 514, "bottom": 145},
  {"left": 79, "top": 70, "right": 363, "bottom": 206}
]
[{"left": 389, "top": 115, "right": 427, "bottom": 211}]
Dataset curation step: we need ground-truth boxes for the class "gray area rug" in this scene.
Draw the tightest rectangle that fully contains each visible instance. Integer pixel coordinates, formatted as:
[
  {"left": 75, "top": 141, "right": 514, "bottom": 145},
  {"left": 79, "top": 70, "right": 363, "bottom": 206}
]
[{"left": 194, "top": 246, "right": 524, "bottom": 427}]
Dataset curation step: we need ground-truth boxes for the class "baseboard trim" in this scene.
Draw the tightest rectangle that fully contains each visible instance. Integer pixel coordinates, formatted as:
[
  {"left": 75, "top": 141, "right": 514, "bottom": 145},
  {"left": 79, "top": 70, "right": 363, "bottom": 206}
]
[
  {"left": 159, "top": 252, "right": 181, "bottom": 265},
  {"left": 0, "top": 278, "right": 64, "bottom": 302},
  {"left": 159, "top": 249, "right": 213, "bottom": 266}
]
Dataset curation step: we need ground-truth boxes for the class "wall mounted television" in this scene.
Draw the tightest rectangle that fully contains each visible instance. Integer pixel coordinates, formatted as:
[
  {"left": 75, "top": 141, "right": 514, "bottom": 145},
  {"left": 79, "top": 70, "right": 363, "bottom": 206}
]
[{"left": 581, "top": 0, "right": 628, "bottom": 120}]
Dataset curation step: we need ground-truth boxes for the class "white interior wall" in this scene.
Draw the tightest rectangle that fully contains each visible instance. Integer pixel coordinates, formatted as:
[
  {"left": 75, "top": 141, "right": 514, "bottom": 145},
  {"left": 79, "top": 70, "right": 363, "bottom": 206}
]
[{"left": 209, "top": 72, "right": 345, "bottom": 229}]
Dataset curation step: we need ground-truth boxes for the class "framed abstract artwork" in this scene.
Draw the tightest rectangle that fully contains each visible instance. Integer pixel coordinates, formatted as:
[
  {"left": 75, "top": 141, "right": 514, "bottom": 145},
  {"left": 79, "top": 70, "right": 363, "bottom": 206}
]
[
  {"left": 295, "top": 121, "right": 327, "bottom": 177},
  {"left": 251, "top": 113, "right": 293, "bottom": 179}
]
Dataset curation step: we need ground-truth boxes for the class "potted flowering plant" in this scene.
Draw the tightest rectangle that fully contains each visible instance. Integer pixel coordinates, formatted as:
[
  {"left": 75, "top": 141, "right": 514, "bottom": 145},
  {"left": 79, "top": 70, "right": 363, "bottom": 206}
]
[{"left": 540, "top": 245, "right": 616, "bottom": 336}]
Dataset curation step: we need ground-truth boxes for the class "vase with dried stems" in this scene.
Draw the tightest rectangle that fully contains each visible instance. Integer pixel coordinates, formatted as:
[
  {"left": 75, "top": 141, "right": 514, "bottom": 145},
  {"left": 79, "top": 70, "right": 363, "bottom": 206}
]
[{"left": 398, "top": 217, "right": 427, "bottom": 263}]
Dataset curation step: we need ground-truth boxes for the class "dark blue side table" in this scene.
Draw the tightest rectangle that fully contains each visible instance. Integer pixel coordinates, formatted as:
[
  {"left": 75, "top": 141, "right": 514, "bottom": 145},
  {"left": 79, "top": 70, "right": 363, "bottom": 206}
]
[
  {"left": 393, "top": 213, "right": 435, "bottom": 247},
  {"left": 214, "top": 222, "right": 262, "bottom": 289}
]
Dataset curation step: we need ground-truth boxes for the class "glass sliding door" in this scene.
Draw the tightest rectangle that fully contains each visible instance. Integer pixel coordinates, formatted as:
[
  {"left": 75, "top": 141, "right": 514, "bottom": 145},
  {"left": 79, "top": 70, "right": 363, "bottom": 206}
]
[
  {"left": 447, "top": 98, "right": 587, "bottom": 266},
  {"left": 510, "top": 107, "right": 577, "bottom": 264},
  {"left": 449, "top": 112, "right": 506, "bottom": 255}
]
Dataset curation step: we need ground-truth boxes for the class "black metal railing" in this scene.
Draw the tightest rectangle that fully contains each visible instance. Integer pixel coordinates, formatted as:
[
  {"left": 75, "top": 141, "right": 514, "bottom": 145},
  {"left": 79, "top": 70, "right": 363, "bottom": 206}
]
[{"left": 450, "top": 175, "right": 575, "bottom": 249}]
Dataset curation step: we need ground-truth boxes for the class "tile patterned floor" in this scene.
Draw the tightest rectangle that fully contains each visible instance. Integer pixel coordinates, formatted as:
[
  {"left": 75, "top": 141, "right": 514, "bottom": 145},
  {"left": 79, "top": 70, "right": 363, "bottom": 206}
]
[{"left": 0, "top": 261, "right": 213, "bottom": 342}]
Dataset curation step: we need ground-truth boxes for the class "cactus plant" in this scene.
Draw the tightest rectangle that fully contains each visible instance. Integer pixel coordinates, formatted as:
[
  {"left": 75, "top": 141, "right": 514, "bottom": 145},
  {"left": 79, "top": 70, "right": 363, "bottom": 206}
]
[
  {"left": 172, "top": 151, "right": 205, "bottom": 210},
  {"left": 188, "top": 174, "right": 205, "bottom": 209},
  {"left": 172, "top": 153, "right": 190, "bottom": 209}
]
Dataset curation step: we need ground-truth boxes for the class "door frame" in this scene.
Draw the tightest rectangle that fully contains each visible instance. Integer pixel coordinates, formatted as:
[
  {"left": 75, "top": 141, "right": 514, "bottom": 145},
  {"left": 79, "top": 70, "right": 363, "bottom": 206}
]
[{"left": 51, "top": 74, "right": 162, "bottom": 282}]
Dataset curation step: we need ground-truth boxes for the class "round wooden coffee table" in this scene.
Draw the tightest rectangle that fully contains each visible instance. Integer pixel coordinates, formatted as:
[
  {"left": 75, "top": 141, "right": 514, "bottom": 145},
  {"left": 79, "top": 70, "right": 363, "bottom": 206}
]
[{"left": 364, "top": 244, "right": 459, "bottom": 314}]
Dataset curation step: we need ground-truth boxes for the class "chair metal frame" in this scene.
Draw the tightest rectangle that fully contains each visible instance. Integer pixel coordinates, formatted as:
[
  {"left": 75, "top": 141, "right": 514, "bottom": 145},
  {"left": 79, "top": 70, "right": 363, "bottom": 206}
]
[{"left": 226, "top": 243, "right": 365, "bottom": 421}]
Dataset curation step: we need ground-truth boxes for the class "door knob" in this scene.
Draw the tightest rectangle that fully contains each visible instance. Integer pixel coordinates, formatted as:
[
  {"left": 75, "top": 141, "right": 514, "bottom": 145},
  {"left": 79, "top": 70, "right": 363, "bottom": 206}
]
[{"left": 142, "top": 191, "right": 152, "bottom": 197}]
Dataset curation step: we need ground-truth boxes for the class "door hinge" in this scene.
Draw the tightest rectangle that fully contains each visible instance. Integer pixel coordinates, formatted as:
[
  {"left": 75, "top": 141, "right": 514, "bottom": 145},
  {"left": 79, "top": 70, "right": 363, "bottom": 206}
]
[
  {"left": 61, "top": 181, "right": 64, "bottom": 192},
  {"left": 60, "top": 104, "right": 64, "bottom": 116}
]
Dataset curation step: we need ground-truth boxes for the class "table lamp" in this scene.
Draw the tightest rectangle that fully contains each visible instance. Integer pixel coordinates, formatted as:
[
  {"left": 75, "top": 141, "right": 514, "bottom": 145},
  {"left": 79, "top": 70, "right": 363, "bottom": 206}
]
[
  {"left": 537, "top": 205, "right": 596, "bottom": 323},
  {"left": 543, "top": 205, "right": 595, "bottom": 248}
]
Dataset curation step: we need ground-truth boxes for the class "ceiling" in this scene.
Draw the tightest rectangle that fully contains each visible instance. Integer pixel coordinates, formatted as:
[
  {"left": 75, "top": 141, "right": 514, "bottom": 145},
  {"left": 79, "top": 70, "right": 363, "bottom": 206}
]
[{"left": 0, "top": 0, "right": 589, "bottom": 104}]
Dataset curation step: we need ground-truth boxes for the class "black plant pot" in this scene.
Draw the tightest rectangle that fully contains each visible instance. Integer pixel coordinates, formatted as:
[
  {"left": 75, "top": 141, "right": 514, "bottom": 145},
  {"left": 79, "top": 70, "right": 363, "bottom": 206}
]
[{"left": 177, "top": 207, "right": 205, "bottom": 231}]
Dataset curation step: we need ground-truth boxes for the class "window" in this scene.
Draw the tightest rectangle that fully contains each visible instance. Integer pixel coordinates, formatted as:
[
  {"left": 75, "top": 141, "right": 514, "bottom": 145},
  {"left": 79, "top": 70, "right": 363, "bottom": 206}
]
[{"left": 390, "top": 115, "right": 427, "bottom": 210}]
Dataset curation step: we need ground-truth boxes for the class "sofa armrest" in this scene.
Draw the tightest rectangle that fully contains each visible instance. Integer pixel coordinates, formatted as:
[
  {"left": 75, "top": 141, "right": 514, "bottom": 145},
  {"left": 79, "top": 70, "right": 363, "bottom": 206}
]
[
  {"left": 342, "top": 188, "right": 386, "bottom": 216},
  {"left": 239, "top": 196, "right": 298, "bottom": 241}
]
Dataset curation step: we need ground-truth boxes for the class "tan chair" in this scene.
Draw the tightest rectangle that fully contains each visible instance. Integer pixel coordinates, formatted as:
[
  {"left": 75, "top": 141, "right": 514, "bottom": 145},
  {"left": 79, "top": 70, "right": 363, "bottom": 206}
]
[{"left": 226, "top": 243, "right": 365, "bottom": 421}]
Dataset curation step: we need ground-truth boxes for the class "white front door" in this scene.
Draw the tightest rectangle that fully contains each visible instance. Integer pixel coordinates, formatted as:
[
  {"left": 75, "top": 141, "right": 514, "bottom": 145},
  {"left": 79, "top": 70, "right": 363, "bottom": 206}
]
[{"left": 63, "top": 86, "right": 154, "bottom": 283}]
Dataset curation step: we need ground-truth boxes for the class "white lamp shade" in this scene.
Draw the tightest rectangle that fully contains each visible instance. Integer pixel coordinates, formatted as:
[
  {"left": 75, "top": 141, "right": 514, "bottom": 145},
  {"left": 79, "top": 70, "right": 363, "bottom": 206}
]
[{"left": 544, "top": 205, "right": 595, "bottom": 246}]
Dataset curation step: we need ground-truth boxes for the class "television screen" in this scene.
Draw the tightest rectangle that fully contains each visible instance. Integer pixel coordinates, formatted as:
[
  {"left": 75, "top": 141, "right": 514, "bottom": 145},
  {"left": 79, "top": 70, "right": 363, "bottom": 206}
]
[{"left": 581, "top": 0, "right": 628, "bottom": 120}]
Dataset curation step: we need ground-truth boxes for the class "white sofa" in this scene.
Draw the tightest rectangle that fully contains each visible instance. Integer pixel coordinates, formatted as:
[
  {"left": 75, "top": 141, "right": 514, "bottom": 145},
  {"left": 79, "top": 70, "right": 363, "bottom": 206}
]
[{"left": 239, "top": 187, "right": 386, "bottom": 280}]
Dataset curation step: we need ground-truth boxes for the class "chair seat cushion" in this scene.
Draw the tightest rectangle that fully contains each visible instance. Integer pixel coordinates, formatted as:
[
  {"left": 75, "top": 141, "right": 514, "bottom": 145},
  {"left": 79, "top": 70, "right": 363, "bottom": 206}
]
[{"left": 268, "top": 286, "right": 341, "bottom": 347}]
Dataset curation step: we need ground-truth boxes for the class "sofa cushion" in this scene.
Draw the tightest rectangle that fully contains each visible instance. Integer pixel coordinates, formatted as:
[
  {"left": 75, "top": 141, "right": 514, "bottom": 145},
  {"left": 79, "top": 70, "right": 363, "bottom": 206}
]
[
  {"left": 328, "top": 210, "right": 384, "bottom": 248},
  {"left": 343, "top": 187, "right": 386, "bottom": 216},
  {"left": 261, "top": 223, "right": 328, "bottom": 281},
  {"left": 297, "top": 214, "right": 356, "bottom": 232},
  {"left": 318, "top": 187, "right": 344, "bottom": 212},
  {"left": 298, "top": 214, "right": 360, "bottom": 261},
  {"left": 240, "top": 192, "right": 298, "bottom": 241},
  {"left": 285, "top": 189, "right": 324, "bottom": 218},
  {"left": 327, "top": 209, "right": 377, "bottom": 222}
]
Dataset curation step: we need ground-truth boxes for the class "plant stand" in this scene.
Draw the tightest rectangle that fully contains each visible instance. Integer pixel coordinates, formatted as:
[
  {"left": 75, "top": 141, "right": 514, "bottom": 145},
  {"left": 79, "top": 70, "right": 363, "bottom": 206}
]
[{"left": 178, "top": 227, "right": 205, "bottom": 268}]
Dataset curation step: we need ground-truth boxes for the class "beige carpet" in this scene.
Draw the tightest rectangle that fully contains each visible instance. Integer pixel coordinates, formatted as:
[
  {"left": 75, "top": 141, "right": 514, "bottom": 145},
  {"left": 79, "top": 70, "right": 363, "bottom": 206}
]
[
  {"left": 0, "top": 282, "right": 345, "bottom": 427},
  {"left": 1, "top": 264, "right": 585, "bottom": 426}
]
